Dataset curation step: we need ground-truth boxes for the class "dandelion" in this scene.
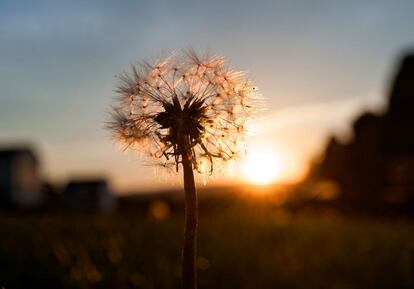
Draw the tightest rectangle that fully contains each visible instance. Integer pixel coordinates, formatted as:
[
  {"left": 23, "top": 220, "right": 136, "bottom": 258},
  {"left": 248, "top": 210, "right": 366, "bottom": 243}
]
[{"left": 107, "top": 49, "right": 259, "bottom": 289}]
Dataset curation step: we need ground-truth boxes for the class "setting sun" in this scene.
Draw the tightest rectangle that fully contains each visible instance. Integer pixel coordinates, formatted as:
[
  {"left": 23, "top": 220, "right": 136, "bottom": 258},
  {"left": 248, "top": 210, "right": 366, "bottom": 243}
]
[{"left": 242, "top": 148, "right": 284, "bottom": 185}]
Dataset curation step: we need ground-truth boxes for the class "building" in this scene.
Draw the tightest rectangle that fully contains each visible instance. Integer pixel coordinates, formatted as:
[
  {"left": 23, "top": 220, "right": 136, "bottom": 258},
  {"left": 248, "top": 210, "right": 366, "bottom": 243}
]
[
  {"left": 61, "top": 179, "right": 115, "bottom": 212},
  {"left": 0, "top": 147, "right": 43, "bottom": 207}
]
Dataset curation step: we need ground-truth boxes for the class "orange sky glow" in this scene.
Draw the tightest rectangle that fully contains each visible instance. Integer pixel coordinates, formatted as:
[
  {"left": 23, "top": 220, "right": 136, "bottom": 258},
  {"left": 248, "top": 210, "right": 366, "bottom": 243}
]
[{"left": 41, "top": 94, "right": 383, "bottom": 194}]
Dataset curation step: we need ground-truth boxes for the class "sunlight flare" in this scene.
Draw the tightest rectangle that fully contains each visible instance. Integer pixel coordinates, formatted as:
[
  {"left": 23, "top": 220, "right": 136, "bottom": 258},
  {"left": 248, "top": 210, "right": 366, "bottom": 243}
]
[{"left": 242, "top": 148, "right": 284, "bottom": 185}]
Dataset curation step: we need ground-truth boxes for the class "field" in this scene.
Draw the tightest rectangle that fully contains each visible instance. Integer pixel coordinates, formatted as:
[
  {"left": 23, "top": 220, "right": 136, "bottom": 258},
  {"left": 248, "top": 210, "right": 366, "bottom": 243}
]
[{"left": 0, "top": 197, "right": 413, "bottom": 289}]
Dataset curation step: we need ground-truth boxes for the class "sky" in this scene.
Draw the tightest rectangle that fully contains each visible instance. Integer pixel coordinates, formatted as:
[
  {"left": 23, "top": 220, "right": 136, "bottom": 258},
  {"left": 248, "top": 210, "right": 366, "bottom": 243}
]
[{"left": 1, "top": 0, "right": 414, "bottom": 193}]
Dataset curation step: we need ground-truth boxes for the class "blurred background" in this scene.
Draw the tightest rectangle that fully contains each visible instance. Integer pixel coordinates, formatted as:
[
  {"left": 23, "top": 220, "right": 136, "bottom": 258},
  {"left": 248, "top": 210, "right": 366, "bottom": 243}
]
[{"left": 1, "top": 1, "right": 414, "bottom": 288}]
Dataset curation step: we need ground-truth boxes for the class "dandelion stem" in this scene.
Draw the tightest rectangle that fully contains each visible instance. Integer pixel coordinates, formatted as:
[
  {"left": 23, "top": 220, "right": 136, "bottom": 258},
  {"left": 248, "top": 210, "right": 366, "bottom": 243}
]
[{"left": 181, "top": 144, "right": 198, "bottom": 289}]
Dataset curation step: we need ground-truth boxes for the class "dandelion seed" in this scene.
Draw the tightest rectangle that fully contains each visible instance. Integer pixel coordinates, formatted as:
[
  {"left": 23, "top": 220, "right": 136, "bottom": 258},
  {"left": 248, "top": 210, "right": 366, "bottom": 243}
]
[{"left": 108, "top": 49, "right": 259, "bottom": 174}]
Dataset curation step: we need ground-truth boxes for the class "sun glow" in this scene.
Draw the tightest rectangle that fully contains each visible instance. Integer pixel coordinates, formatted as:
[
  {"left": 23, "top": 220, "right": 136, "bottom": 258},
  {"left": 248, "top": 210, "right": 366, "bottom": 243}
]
[{"left": 242, "top": 148, "right": 284, "bottom": 185}]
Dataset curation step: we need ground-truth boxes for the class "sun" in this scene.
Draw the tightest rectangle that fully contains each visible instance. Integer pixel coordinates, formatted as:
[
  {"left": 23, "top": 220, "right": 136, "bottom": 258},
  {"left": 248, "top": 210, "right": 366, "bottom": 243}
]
[{"left": 242, "top": 148, "right": 284, "bottom": 185}]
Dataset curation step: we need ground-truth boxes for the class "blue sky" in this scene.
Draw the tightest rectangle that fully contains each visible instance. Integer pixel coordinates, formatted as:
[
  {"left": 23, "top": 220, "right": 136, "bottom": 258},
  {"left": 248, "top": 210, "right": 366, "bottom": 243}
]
[{"left": 1, "top": 0, "right": 414, "bottom": 192}]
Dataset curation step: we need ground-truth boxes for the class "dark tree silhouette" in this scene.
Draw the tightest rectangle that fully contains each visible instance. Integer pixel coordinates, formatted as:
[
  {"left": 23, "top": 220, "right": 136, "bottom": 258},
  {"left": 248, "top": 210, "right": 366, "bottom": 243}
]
[{"left": 309, "top": 53, "right": 414, "bottom": 215}]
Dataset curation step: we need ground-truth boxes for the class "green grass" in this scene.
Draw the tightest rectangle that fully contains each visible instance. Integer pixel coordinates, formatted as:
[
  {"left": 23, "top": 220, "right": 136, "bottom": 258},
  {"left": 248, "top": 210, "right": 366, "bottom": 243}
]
[{"left": 0, "top": 201, "right": 413, "bottom": 289}]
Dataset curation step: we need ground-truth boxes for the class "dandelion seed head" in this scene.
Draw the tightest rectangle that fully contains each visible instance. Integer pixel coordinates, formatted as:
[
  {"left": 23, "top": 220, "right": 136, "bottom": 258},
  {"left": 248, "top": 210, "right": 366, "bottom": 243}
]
[{"left": 107, "top": 49, "right": 261, "bottom": 174}]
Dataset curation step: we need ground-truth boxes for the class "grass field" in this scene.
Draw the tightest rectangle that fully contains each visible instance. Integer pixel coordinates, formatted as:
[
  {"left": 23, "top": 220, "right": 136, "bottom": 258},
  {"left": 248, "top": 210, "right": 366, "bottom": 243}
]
[{"left": 0, "top": 199, "right": 413, "bottom": 289}]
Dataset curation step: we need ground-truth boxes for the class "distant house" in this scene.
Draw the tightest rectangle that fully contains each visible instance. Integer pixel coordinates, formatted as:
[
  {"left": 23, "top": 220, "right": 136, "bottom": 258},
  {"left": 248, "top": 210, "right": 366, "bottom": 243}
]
[
  {"left": 61, "top": 179, "right": 115, "bottom": 212},
  {"left": 0, "top": 147, "right": 43, "bottom": 207}
]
